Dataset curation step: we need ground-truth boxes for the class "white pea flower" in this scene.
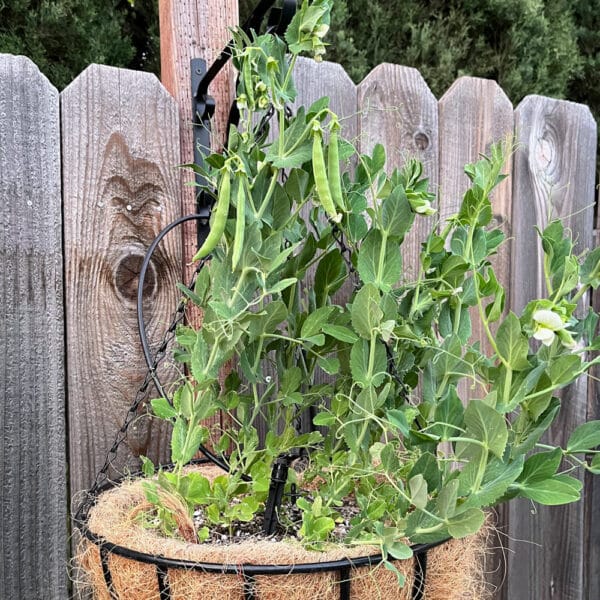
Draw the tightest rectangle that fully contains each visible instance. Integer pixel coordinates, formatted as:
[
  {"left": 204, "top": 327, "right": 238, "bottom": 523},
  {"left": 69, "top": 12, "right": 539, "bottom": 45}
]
[{"left": 532, "top": 309, "right": 575, "bottom": 348}]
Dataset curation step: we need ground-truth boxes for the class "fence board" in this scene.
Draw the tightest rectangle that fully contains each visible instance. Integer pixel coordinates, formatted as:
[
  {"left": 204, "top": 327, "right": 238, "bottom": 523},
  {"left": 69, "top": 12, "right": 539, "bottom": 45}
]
[
  {"left": 61, "top": 65, "right": 183, "bottom": 495},
  {"left": 358, "top": 62, "right": 438, "bottom": 282},
  {"left": 509, "top": 95, "right": 597, "bottom": 600},
  {"left": 587, "top": 222, "right": 600, "bottom": 600},
  {"left": 438, "top": 77, "right": 515, "bottom": 597},
  {"left": 0, "top": 55, "right": 67, "bottom": 599}
]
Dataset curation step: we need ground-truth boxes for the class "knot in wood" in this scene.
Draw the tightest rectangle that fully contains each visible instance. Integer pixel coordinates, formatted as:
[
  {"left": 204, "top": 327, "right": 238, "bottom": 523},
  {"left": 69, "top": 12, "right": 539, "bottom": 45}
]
[
  {"left": 413, "top": 130, "right": 429, "bottom": 150},
  {"left": 113, "top": 252, "right": 156, "bottom": 303}
]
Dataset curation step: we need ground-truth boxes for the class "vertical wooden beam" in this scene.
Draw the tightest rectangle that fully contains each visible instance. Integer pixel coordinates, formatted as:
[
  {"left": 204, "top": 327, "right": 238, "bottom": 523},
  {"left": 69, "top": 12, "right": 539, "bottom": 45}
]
[
  {"left": 159, "top": 0, "right": 238, "bottom": 274},
  {"left": 62, "top": 65, "right": 182, "bottom": 495},
  {"left": 510, "top": 95, "right": 596, "bottom": 600},
  {"left": 0, "top": 54, "right": 67, "bottom": 599}
]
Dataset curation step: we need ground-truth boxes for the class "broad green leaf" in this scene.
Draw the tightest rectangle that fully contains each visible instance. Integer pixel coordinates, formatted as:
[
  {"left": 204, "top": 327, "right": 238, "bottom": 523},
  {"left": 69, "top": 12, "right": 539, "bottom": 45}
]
[
  {"left": 301, "top": 306, "right": 336, "bottom": 338},
  {"left": 499, "top": 364, "right": 546, "bottom": 413},
  {"left": 314, "top": 249, "right": 346, "bottom": 304},
  {"left": 313, "top": 412, "right": 336, "bottom": 426},
  {"left": 590, "top": 454, "right": 600, "bottom": 474},
  {"left": 436, "top": 480, "right": 459, "bottom": 519},
  {"left": 517, "top": 474, "right": 582, "bottom": 505},
  {"left": 447, "top": 507, "right": 485, "bottom": 538},
  {"left": 151, "top": 397, "right": 177, "bottom": 420},
  {"left": 462, "top": 399, "right": 508, "bottom": 459},
  {"left": 429, "top": 386, "right": 464, "bottom": 440},
  {"left": 548, "top": 354, "right": 581, "bottom": 386},
  {"left": 317, "top": 356, "right": 340, "bottom": 375},
  {"left": 267, "top": 277, "right": 297, "bottom": 295},
  {"left": 409, "top": 474, "right": 428, "bottom": 509},
  {"left": 386, "top": 409, "right": 410, "bottom": 436},
  {"left": 496, "top": 312, "right": 530, "bottom": 371},
  {"left": 350, "top": 339, "right": 387, "bottom": 388},
  {"left": 461, "top": 456, "right": 524, "bottom": 507},
  {"left": 383, "top": 561, "right": 406, "bottom": 588},
  {"left": 357, "top": 229, "right": 402, "bottom": 292},
  {"left": 567, "top": 420, "right": 600, "bottom": 453},
  {"left": 185, "top": 473, "right": 211, "bottom": 504},
  {"left": 409, "top": 452, "right": 441, "bottom": 493},
  {"left": 386, "top": 542, "right": 413, "bottom": 560},
  {"left": 351, "top": 283, "right": 383, "bottom": 339},
  {"left": 518, "top": 449, "right": 562, "bottom": 484},
  {"left": 322, "top": 324, "right": 358, "bottom": 343},
  {"left": 281, "top": 366, "right": 302, "bottom": 395},
  {"left": 381, "top": 185, "right": 414, "bottom": 238},
  {"left": 511, "top": 397, "right": 560, "bottom": 457}
]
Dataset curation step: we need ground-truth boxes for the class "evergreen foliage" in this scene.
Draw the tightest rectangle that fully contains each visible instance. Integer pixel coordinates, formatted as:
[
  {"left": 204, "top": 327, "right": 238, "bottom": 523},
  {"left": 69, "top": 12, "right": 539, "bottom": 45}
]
[{"left": 0, "top": 0, "right": 158, "bottom": 89}]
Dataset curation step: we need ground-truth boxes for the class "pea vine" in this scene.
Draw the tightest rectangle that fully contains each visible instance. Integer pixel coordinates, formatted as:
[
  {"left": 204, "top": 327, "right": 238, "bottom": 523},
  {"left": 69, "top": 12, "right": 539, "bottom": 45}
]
[{"left": 139, "top": 0, "right": 600, "bottom": 580}]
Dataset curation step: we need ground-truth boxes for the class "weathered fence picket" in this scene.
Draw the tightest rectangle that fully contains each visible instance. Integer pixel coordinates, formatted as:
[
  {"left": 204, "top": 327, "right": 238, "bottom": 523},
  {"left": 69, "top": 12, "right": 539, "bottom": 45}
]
[
  {"left": 358, "top": 63, "right": 439, "bottom": 280},
  {"left": 61, "top": 65, "right": 183, "bottom": 496},
  {"left": 0, "top": 55, "right": 67, "bottom": 599},
  {"left": 509, "top": 95, "right": 597, "bottom": 600},
  {"left": 0, "top": 51, "right": 598, "bottom": 600}
]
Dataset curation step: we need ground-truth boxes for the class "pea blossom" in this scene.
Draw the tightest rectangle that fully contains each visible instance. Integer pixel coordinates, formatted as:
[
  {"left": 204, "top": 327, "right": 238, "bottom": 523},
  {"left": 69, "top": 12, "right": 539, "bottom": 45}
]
[{"left": 532, "top": 308, "right": 576, "bottom": 348}]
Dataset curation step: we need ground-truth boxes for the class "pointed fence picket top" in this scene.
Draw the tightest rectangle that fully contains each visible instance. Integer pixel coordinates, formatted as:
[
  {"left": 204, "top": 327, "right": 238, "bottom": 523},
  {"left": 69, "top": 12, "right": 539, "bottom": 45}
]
[
  {"left": 0, "top": 54, "right": 67, "bottom": 599},
  {"left": 508, "top": 95, "right": 597, "bottom": 600},
  {"left": 61, "top": 65, "right": 183, "bottom": 496},
  {"left": 358, "top": 62, "right": 439, "bottom": 281}
]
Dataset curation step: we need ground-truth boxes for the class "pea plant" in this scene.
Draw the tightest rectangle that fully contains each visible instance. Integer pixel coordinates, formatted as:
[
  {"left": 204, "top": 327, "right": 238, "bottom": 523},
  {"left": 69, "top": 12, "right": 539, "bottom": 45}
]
[{"left": 140, "top": 0, "right": 600, "bottom": 574}]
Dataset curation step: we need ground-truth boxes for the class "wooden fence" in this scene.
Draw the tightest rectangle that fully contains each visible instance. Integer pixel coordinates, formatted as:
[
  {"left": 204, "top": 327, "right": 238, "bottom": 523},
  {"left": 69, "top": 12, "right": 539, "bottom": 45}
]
[{"left": 0, "top": 52, "right": 598, "bottom": 599}]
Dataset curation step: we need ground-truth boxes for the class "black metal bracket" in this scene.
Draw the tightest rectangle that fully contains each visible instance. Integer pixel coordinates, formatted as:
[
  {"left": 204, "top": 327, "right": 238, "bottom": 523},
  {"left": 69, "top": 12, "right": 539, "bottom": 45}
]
[{"left": 190, "top": 0, "right": 297, "bottom": 245}]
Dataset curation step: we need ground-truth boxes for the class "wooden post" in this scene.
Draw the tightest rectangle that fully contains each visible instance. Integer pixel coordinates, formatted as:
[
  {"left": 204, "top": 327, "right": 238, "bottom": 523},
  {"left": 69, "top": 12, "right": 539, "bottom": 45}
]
[{"left": 159, "top": 0, "right": 238, "bottom": 274}]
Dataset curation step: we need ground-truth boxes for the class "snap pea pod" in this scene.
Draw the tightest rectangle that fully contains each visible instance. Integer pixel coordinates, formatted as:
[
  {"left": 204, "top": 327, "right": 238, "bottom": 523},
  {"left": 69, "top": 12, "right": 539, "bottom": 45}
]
[
  {"left": 312, "top": 127, "right": 341, "bottom": 223},
  {"left": 193, "top": 169, "right": 231, "bottom": 261},
  {"left": 231, "top": 174, "right": 246, "bottom": 271},
  {"left": 327, "top": 121, "right": 345, "bottom": 211}
]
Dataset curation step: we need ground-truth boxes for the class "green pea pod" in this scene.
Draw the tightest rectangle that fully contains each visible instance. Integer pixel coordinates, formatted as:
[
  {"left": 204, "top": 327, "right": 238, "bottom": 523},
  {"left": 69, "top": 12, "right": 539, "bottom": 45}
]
[
  {"left": 312, "top": 129, "right": 340, "bottom": 223},
  {"left": 231, "top": 175, "right": 246, "bottom": 271},
  {"left": 193, "top": 169, "right": 231, "bottom": 261},
  {"left": 327, "top": 123, "right": 345, "bottom": 211},
  {"left": 243, "top": 53, "right": 255, "bottom": 109}
]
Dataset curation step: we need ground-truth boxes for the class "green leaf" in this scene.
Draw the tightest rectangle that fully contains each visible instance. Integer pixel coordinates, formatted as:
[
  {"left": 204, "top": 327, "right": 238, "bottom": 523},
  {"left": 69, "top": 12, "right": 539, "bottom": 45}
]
[
  {"left": 383, "top": 561, "right": 406, "bottom": 588},
  {"left": 170, "top": 417, "right": 188, "bottom": 464},
  {"left": 317, "top": 356, "right": 340, "bottom": 375},
  {"left": 436, "top": 480, "right": 459, "bottom": 519},
  {"left": 151, "top": 397, "right": 177, "bottom": 420},
  {"left": 518, "top": 449, "right": 562, "bottom": 484},
  {"left": 190, "top": 331, "right": 210, "bottom": 383},
  {"left": 140, "top": 455, "right": 155, "bottom": 478},
  {"left": 461, "top": 456, "right": 524, "bottom": 508},
  {"left": 447, "top": 508, "right": 485, "bottom": 538},
  {"left": 357, "top": 229, "right": 402, "bottom": 292},
  {"left": 496, "top": 312, "right": 530, "bottom": 371},
  {"left": 314, "top": 249, "right": 346, "bottom": 304},
  {"left": 350, "top": 339, "right": 387, "bottom": 388},
  {"left": 462, "top": 399, "right": 508, "bottom": 459},
  {"left": 386, "top": 409, "right": 410, "bottom": 436},
  {"left": 409, "top": 474, "right": 428, "bottom": 509},
  {"left": 313, "top": 412, "right": 336, "bottom": 426},
  {"left": 548, "top": 354, "right": 581, "bottom": 386},
  {"left": 567, "top": 421, "right": 600, "bottom": 453},
  {"left": 267, "top": 277, "right": 297, "bottom": 295},
  {"left": 590, "top": 454, "right": 600, "bottom": 474},
  {"left": 351, "top": 283, "right": 383, "bottom": 339},
  {"left": 429, "top": 386, "right": 464, "bottom": 440},
  {"left": 517, "top": 474, "right": 582, "bottom": 505},
  {"left": 321, "top": 324, "right": 358, "bottom": 343},
  {"left": 281, "top": 366, "right": 302, "bottom": 395},
  {"left": 580, "top": 247, "right": 600, "bottom": 288},
  {"left": 381, "top": 185, "right": 414, "bottom": 238},
  {"left": 386, "top": 541, "right": 413, "bottom": 560},
  {"left": 301, "top": 306, "right": 336, "bottom": 338}
]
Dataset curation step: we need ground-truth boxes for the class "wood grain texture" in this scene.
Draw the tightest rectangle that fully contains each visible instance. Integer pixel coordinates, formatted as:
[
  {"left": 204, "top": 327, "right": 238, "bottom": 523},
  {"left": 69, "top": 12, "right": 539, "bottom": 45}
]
[
  {"left": 0, "top": 54, "right": 67, "bottom": 599},
  {"left": 438, "top": 76, "right": 515, "bottom": 598},
  {"left": 358, "top": 62, "right": 438, "bottom": 281},
  {"left": 159, "top": 0, "right": 238, "bottom": 274},
  {"left": 61, "top": 65, "right": 183, "bottom": 496},
  {"left": 509, "top": 95, "right": 597, "bottom": 600}
]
